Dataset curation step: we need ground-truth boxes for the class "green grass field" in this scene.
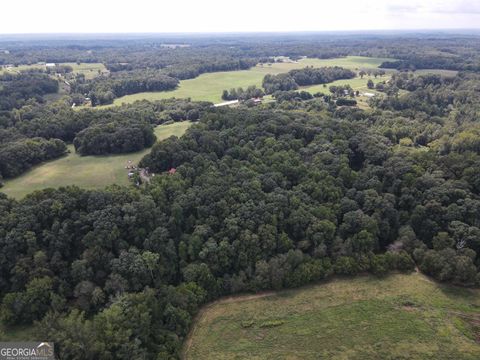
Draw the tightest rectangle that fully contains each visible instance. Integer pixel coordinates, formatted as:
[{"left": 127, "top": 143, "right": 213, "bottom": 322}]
[
  {"left": 184, "top": 273, "right": 480, "bottom": 360},
  {"left": 300, "top": 75, "right": 387, "bottom": 94},
  {"left": 111, "top": 56, "right": 394, "bottom": 105},
  {"left": 0, "top": 64, "right": 45, "bottom": 73},
  {"left": 413, "top": 69, "right": 458, "bottom": 77},
  {"left": 0, "top": 62, "right": 107, "bottom": 79},
  {"left": 302, "top": 74, "right": 392, "bottom": 109},
  {"left": 299, "top": 56, "right": 396, "bottom": 69},
  {"left": 64, "top": 62, "right": 109, "bottom": 79},
  {"left": 1, "top": 121, "right": 192, "bottom": 199}
]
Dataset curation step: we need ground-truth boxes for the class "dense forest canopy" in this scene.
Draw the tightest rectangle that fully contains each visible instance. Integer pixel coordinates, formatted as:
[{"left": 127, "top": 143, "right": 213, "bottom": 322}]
[
  {"left": 73, "top": 120, "right": 156, "bottom": 156},
  {"left": 0, "top": 72, "right": 59, "bottom": 111},
  {"left": 0, "top": 134, "right": 67, "bottom": 178},
  {"left": 1, "top": 33, "right": 480, "bottom": 359},
  {"left": 289, "top": 66, "right": 356, "bottom": 86},
  {"left": 2, "top": 32, "right": 480, "bottom": 70},
  {"left": 72, "top": 70, "right": 180, "bottom": 106},
  {"left": 2, "top": 100, "right": 480, "bottom": 357}
]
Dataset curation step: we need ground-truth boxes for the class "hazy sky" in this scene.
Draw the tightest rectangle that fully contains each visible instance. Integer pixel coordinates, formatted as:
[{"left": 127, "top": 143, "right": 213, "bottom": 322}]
[{"left": 2, "top": 0, "right": 480, "bottom": 33}]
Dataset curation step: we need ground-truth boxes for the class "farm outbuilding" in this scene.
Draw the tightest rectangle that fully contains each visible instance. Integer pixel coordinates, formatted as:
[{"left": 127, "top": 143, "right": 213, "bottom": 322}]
[{"left": 213, "top": 100, "right": 239, "bottom": 107}]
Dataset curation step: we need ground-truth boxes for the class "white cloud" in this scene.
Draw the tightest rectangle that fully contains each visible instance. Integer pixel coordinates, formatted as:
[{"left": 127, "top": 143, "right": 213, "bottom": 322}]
[
  {"left": 1, "top": 0, "right": 480, "bottom": 33},
  {"left": 384, "top": 0, "right": 480, "bottom": 14}
]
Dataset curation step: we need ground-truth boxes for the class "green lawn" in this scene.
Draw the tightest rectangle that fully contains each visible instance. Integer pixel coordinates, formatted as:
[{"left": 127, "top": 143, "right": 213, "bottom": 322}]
[
  {"left": 111, "top": 56, "right": 394, "bottom": 105},
  {"left": 184, "top": 273, "right": 480, "bottom": 360},
  {"left": 1, "top": 121, "right": 192, "bottom": 199}
]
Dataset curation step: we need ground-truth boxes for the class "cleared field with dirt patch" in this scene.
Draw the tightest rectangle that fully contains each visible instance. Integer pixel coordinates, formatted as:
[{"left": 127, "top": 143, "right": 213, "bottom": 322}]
[{"left": 184, "top": 273, "right": 480, "bottom": 360}]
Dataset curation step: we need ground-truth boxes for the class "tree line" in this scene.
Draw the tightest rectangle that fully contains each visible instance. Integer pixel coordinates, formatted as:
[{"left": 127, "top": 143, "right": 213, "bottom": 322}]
[
  {"left": 72, "top": 70, "right": 179, "bottom": 106},
  {"left": 221, "top": 85, "right": 265, "bottom": 101},
  {"left": 73, "top": 120, "right": 156, "bottom": 156},
  {"left": 262, "top": 66, "right": 356, "bottom": 94},
  {"left": 0, "top": 131, "right": 67, "bottom": 180}
]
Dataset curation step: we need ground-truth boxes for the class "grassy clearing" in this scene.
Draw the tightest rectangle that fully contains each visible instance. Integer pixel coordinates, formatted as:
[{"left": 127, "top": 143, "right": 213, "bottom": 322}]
[
  {"left": 0, "top": 64, "right": 45, "bottom": 73},
  {"left": 112, "top": 68, "right": 278, "bottom": 105},
  {"left": 413, "top": 69, "right": 459, "bottom": 77},
  {"left": 299, "top": 56, "right": 395, "bottom": 70},
  {"left": 301, "top": 75, "right": 387, "bottom": 94},
  {"left": 184, "top": 273, "right": 480, "bottom": 360},
  {"left": 64, "top": 62, "right": 109, "bottom": 80},
  {"left": 1, "top": 121, "right": 192, "bottom": 199},
  {"left": 111, "top": 56, "right": 393, "bottom": 105},
  {"left": 300, "top": 74, "right": 389, "bottom": 109},
  {"left": 0, "top": 62, "right": 107, "bottom": 79}
]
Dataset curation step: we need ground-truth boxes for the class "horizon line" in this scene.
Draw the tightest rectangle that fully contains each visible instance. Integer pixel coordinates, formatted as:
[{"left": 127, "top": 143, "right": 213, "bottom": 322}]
[{"left": 1, "top": 28, "right": 480, "bottom": 37}]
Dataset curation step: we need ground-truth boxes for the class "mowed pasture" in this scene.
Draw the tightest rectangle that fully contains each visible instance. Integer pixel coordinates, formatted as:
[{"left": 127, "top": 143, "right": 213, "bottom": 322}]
[
  {"left": 1, "top": 121, "right": 192, "bottom": 199},
  {"left": 184, "top": 273, "right": 480, "bottom": 360},
  {"left": 111, "top": 56, "right": 395, "bottom": 105}
]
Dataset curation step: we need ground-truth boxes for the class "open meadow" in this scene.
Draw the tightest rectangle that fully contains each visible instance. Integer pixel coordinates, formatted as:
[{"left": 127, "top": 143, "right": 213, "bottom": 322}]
[
  {"left": 184, "top": 273, "right": 480, "bottom": 360},
  {"left": 413, "top": 69, "right": 458, "bottom": 77},
  {"left": 64, "top": 62, "right": 109, "bottom": 79},
  {"left": 0, "top": 62, "right": 108, "bottom": 79},
  {"left": 111, "top": 56, "right": 394, "bottom": 105},
  {"left": 300, "top": 74, "right": 391, "bottom": 109},
  {"left": 0, "top": 63, "right": 46, "bottom": 73},
  {"left": 0, "top": 121, "right": 192, "bottom": 199}
]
